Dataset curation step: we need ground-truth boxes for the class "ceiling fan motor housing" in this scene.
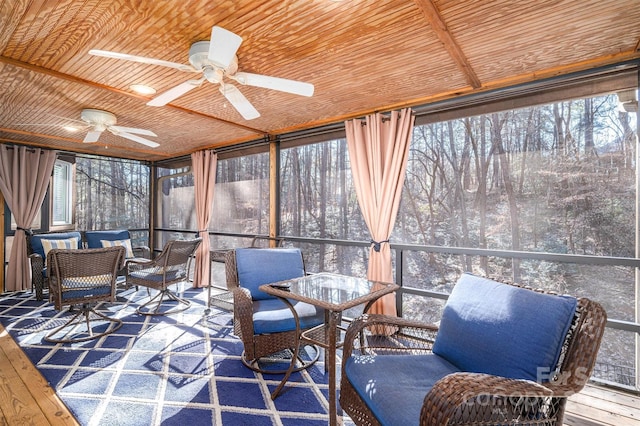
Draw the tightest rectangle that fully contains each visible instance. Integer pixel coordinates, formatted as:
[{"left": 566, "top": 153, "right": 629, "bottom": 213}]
[
  {"left": 189, "top": 41, "right": 238, "bottom": 74},
  {"left": 81, "top": 109, "right": 117, "bottom": 128}
]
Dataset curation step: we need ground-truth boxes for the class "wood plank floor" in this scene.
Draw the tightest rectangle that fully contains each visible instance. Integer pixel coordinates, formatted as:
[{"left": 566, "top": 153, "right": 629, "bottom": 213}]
[
  {"left": 0, "top": 321, "right": 637, "bottom": 425},
  {"left": 0, "top": 325, "right": 78, "bottom": 425},
  {"left": 565, "top": 383, "right": 640, "bottom": 425}
]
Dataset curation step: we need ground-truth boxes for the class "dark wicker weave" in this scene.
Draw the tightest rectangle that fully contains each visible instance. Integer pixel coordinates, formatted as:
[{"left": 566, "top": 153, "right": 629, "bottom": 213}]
[
  {"left": 339, "top": 285, "right": 607, "bottom": 426},
  {"left": 224, "top": 249, "right": 319, "bottom": 374},
  {"left": 126, "top": 238, "right": 202, "bottom": 315},
  {"left": 28, "top": 250, "right": 46, "bottom": 300},
  {"left": 45, "top": 246, "right": 125, "bottom": 343}
]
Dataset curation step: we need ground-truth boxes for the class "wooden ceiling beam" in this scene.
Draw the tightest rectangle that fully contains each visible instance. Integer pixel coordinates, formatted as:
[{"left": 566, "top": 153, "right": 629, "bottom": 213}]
[
  {"left": 413, "top": 0, "right": 482, "bottom": 89},
  {"left": 0, "top": 55, "right": 268, "bottom": 136}
]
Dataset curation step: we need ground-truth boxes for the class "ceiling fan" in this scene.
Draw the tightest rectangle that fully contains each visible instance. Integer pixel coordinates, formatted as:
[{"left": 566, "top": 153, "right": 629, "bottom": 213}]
[
  {"left": 76, "top": 109, "right": 159, "bottom": 148},
  {"left": 88, "top": 26, "right": 315, "bottom": 120}
]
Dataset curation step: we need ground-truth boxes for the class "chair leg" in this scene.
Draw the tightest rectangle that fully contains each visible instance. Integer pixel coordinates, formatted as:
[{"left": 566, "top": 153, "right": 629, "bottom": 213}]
[
  {"left": 136, "top": 288, "right": 191, "bottom": 316},
  {"left": 44, "top": 304, "right": 123, "bottom": 344}
]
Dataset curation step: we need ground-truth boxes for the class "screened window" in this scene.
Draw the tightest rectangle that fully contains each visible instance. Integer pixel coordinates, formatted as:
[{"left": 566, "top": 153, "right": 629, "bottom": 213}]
[
  {"left": 280, "top": 140, "right": 368, "bottom": 274},
  {"left": 210, "top": 153, "right": 269, "bottom": 235},
  {"left": 156, "top": 153, "right": 269, "bottom": 250},
  {"left": 76, "top": 156, "right": 150, "bottom": 231},
  {"left": 278, "top": 89, "right": 638, "bottom": 389}
]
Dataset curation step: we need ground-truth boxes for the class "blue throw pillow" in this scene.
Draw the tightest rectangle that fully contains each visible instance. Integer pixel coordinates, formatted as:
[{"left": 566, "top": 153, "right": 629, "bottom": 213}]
[
  {"left": 432, "top": 273, "right": 577, "bottom": 382},
  {"left": 235, "top": 248, "right": 305, "bottom": 300}
]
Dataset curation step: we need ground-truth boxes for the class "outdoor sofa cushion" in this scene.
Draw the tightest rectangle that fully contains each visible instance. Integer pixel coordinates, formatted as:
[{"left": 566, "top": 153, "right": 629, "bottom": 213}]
[{"left": 85, "top": 230, "right": 131, "bottom": 249}]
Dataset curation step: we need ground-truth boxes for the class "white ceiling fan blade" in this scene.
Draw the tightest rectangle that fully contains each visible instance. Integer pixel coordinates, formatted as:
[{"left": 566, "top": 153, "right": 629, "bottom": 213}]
[
  {"left": 114, "top": 131, "right": 160, "bottom": 148},
  {"left": 147, "top": 78, "right": 204, "bottom": 107},
  {"left": 89, "top": 49, "right": 198, "bottom": 72},
  {"left": 110, "top": 125, "right": 157, "bottom": 137},
  {"left": 231, "top": 72, "right": 314, "bottom": 97},
  {"left": 208, "top": 26, "right": 243, "bottom": 70},
  {"left": 219, "top": 84, "right": 260, "bottom": 120},
  {"left": 84, "top": 130, "right": 103, "bottom": 143}
]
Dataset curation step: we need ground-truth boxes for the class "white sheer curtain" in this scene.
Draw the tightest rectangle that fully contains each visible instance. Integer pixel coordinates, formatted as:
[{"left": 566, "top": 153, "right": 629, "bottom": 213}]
[
  {"left": 0, "top": 145, "right": 57, "bottom": 291},
  {"left": 191, "top": 150, "right": 217, "bottom": 288},
  {"left": 345, "top": 108, "right": 414, "bottom": 315}
]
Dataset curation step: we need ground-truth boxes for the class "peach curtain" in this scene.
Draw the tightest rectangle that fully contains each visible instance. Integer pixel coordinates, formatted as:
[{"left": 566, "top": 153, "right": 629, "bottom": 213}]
[
  {"left": 0, "top": 145, "right": 57, "bottom": 291},
  {"left": 345, "top": 108, "right": 414, "bottom": 315},
  {"left": 191, "top": 150, "right": 217, "bottom": 288}
]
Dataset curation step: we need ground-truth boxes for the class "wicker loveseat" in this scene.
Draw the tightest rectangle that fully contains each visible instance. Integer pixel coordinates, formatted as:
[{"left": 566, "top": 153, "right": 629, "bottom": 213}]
[
  {"left": 28, "top": 229, "right": 149, "bottom": 300},
  {"left": 339, "top": 273, "right": 607, "bottom": 426}
]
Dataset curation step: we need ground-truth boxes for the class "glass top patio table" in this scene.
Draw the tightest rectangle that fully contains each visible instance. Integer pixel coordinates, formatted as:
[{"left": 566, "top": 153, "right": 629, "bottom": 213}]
[
  {"left": 260, "top": 272, "right": 399, "bottom": 426},
  {"left": 262, "top": 272, "right": 397, "bottom": 311}
]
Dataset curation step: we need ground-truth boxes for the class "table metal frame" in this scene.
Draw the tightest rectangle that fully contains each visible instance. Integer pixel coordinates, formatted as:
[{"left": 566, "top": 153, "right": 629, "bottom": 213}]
[{"left": 260, "top": 272, "right": 399, "bottom": 426}]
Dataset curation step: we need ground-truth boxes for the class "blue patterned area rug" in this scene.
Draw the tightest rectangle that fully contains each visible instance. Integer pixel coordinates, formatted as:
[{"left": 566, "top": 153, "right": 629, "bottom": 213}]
[{"left": 0, "top": 286, "right": 350, "bottom": 425}]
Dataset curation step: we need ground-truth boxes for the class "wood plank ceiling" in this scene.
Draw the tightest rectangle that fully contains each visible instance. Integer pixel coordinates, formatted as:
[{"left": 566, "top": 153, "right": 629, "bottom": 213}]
[{"left": 0, "top": 0, "right": 639, "bottom": 161}]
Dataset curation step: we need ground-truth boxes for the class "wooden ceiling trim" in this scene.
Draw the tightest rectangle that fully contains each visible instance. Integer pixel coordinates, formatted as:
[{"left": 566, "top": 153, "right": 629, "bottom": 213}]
[
  {"left": 412, "top": 0, "right": 482, "bottom": 89},
  {"left": 0, "top": 126, "right": 159, "bottom": 156},
  {"left": 0, "top": 128, "right": 164, "bottom": 160},
  {"left": 479, "top": 50, "right": 640, "bottom": 94},
  {"left": 0, "top": 127, "right": 80, "bottom": 144},
  {"left": 0, "top": 55, "right": 268, "bottom": 136},
  {"left": 0, "top": 135, "right": 151, "bottom": 160}
]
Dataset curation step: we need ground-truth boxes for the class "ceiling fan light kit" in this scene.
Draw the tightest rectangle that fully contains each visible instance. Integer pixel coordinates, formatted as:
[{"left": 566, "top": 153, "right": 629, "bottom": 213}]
[{"left": 89, "top": 25, "right": 315, "bottom": 120}]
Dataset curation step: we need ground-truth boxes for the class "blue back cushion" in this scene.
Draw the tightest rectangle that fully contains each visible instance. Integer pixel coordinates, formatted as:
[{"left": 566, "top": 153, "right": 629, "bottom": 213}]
[
  {"left": 432, "top": 273, "right": 577, "bottom": 382},
  {"left": 30, "top": 232, "right": 82, "bottom": 259},
  {"left": 85, "top": 230, "right": 130, "bottom": 248},
  {"left": 235, "top": 248, "right": 305, "bottom": 300}
]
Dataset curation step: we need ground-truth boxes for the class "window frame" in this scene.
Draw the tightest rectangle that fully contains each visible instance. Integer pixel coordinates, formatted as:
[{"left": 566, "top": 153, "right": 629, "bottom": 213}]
[{"left": 50, "top": 157, "right": 76, "bottom": 231}]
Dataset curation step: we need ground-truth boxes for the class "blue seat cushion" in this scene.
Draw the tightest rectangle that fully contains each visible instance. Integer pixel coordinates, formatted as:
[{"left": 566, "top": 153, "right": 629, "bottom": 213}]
[
  {"left": 235, "top": 248, "right": 305, "bottom": 300},
  {"left": 85, "top": 230, "right": 130, "bottom": 248},
  {"left": 252, "top": 298, "right": 324, "bottom": 334},
  {"left": 30, "top": 232, "right": 82, "bottom": 259},
  {"left": 432, "top": 273, "right": 577, "bottom": 382},
  {"left": 345, "top": 354, "right": 460, "bottom": 426},
  {"left": 61, "top": 286, "right": 112, "bottom": 301}
]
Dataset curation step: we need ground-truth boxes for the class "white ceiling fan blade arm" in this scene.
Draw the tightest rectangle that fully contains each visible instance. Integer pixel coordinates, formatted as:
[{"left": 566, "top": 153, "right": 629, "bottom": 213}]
[
  {"left": 89, "top": 49, "right": 199, "bottom": 72},
  {"left": 231, "top": 72, "right": 314, "bottom": 97},
  {"left": 219, "top": 84, "right": 260, "bottom": 120},
  {"left": 208, "top": 26, "right": 243, "bottom": 70},
  {"left": 84, "top": 130, "right": 103, "bottom": 143},
  {"left": 115, "top": 131, "right": 160, "bottom": 148},
  {"left": 110, "top": 126, "right": 157, "bottom": 137},
  {"left": 147, "top": 78, "right": 204, "bottom": 106}
]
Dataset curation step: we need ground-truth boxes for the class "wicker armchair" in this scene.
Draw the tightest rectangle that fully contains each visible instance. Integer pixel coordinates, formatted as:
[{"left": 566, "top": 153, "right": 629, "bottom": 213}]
[
  {"left": 340, "top": 273, "right": 607, "bottom": 426},
  {"left": 225, "top": 248, "right": 323, "bottom": 373},
  {"left": 126, "top": 238, "right": 201, "bottom": 315},
  {"left": 45, "top": 246, "right": 125, "bottom": 343}
]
